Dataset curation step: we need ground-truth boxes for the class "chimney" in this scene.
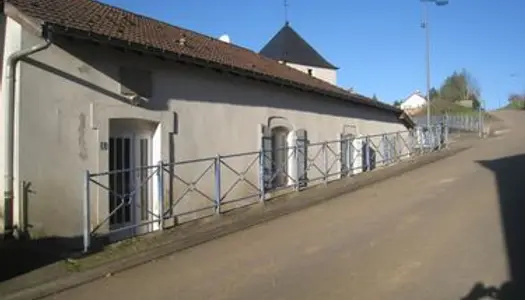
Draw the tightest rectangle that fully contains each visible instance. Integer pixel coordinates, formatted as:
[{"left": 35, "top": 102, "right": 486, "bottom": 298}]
[
  {"left": 177, "top": 34, "right": 187, "bottom": 46},
  {"left": 219, "top": 34, "right": 231, "bottom": 43}
]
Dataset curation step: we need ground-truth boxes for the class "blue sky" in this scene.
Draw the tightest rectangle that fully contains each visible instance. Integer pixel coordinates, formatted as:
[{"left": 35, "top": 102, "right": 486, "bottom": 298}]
[{"left": 101, "top": 0, "right": 525, "bottom": 110}]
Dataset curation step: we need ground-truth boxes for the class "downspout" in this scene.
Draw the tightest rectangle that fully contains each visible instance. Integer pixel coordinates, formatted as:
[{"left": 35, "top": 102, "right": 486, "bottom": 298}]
[{"left": 3, "top": 29, "right": 52, "bottom": 238}]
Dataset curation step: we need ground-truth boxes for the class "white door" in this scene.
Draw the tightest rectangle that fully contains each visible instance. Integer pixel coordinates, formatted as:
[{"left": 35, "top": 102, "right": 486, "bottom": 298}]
[{"left": 108, "top": 132, "right": 152, "bottom": 241}]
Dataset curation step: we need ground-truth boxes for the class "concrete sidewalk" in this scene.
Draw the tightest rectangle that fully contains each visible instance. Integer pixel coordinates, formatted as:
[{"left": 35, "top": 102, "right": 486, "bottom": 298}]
[{"left": 0, "top": 141, "right": 477, "bottom": 300}]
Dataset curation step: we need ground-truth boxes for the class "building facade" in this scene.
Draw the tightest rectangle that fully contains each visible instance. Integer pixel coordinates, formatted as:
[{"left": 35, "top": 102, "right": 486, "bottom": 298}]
[
  {"left": 400, "top": 91, "right": 427, "bottom": 116},
  {"left": 0, "top": 0, "right": 413, "bottom": 243}
]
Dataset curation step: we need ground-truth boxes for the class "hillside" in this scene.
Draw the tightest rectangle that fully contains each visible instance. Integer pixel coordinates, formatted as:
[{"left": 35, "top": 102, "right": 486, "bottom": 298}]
[{"left": 410, "top": 99, "right": 499, "bottom": 122}]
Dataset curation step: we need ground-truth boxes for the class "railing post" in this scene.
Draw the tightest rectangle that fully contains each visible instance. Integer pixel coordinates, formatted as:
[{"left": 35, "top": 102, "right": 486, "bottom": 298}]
[
  {"left": 432, "top": 126, "right": 437, "bottom": 150},
  {"left": 444, "top": 113, "right": 449, "bottom": 147},
  {"left": 395, "top": 132, "right": 400, "bottom": 161},
  {"left": 323, "top": 142, "right": 328, "bottom": 184},
  {"left": 259, "top": 150, "right": 266, "bottom": 202},
  {"left": 380, "top": 134, "right": 386, "bottom": 165},
  {"left": 294, "top": 144, "right": 299, "bottom": 191},
  {"left": 83, "top": 170, "right": 91, "bottom": 253},
  {"left": 365, "top": 137, "right": 371, "bottom": 171},
  {"left": 214, "top": 155, "right": 222, "bottom": 214},
  {"left": 157, "top": 161, "right": 165, "bottom": 230},
  {"left": 445, "top": 121, "right": 449, "bottom": 147}
]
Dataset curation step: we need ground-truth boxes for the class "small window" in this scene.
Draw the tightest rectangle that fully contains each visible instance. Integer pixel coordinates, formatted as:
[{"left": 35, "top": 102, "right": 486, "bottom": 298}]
[
  {"left": 307, "top": 68, "right": 313, "bottom": 76},
  {"left": 119, "top": 66, "right": 153, "bottom": 98}
]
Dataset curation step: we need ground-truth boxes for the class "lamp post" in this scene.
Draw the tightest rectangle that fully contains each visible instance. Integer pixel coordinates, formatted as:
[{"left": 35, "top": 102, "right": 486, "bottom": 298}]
[
  {"left": 421, "top": 0, "right": 449, "bottom": 128},
  {"left": 479, "top": 97, "right": 485, "bottom": 137}
]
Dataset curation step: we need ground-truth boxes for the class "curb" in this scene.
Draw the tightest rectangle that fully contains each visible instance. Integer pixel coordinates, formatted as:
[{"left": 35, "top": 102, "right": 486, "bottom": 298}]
[
  {"left": 3, "top": 145, "right": 471, "bottom": 300},
  {"left": 493, "top": 129, "right": 510, "bottom": 136}
]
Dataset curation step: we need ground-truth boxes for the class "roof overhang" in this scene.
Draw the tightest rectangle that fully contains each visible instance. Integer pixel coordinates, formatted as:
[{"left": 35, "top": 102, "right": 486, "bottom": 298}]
[
  {"left": 4, "top": 2, "right": 44, "bottom": 36},
  {"left": 5, "top": 6, "right": 409, "bottom": 127}
]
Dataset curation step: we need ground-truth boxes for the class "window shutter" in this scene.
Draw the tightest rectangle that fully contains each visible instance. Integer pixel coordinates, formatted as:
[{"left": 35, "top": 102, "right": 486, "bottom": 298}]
[
  {"left": 340, "top": 134, "right": 354, "bottom": 178},
  {"left": 296, "top": 129, "right": 308, "bottom": 187},
  {"left": 382, "top": 135, "right": 394, "bottom": 165},
  {"left": 260, "top": 125, "right": 273, "bottom": 189},
  {"left": 340, "top": 134, "right": 348, "bottom": 177},
  {"left": 362, "top": 137, "right": 369, "bottom": 172},
  {"left": 369, "top": 140, "right": 376, "bottom": 170},
  {"left": 352, "top": 136, "right": 363, "bottom": 175}
]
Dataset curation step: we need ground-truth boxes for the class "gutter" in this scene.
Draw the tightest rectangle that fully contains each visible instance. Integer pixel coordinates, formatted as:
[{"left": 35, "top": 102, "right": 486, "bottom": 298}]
[
  {"left": 3, "top": 27, "right": 52, "bottom": 238},
  {"left": 47, "top": 25, "right": 401, "bottom": 115}
]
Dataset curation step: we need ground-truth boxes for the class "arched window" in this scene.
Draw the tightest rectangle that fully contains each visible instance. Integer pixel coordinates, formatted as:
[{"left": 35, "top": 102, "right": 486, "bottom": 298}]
[
  {"left": 271, "top": 126, "right": 290, "bottom": 188},
  {"left": 260, "top": 117, "right": 296, "bottom": 190}
]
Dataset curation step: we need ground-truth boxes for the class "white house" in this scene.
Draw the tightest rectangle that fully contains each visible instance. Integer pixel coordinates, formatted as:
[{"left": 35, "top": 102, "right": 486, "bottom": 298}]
[
  {"left": 260, "top": 22, "right": 338, "bottom": 85},
  {"left": 400, "top": 90, "right": 427, "bottom": 114},
  {"left": 0, "top": 0, "right": 414, "bottom": 245}
]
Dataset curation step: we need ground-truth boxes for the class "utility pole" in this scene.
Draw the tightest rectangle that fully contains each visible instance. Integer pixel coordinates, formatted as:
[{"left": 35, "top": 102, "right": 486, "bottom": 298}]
[
  {"left": 423, "top": 1, "right": 431, "bottom": 129},
  {"left": 421, "top": 0, "right": 449, "bottom": 128}
]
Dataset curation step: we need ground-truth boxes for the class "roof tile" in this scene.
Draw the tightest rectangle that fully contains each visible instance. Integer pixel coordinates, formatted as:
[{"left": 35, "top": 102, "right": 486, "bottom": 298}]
[{"left": 6, "top": 0, "right": 399, "bottom": 113}]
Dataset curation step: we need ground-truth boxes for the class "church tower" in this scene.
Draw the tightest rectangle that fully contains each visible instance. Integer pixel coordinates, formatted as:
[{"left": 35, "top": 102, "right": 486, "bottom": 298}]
[{"left": 259, "top": 22, "right": 338, "bottom": 85}]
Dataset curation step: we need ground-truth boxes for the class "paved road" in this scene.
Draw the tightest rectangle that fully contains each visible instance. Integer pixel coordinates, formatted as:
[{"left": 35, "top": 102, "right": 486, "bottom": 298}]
[{"left": 47, "top": 112, "right": 525, "bottom": 300}]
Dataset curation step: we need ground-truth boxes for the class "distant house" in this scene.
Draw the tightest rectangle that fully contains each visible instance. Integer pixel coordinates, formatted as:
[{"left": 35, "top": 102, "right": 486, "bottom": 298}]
[
  {"left": 0, "top": 0, "right": 413, "bottom": 242},
  {"left": 400, "top": 90, "right": 427, "bottom": 115},
  {"left": 260, "top": 22, "right": 338, "bottom": 85},
  {"left": 457, "top": 99, "right": 474, "bottom": 108}
]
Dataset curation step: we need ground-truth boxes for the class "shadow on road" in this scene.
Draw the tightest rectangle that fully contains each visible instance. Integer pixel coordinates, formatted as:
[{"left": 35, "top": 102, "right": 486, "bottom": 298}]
[
  {"left": 461, "top": 154, "right": 525, "bottom": 299},
  {"left": 0, "top": 236, "right": 81, "bottom": 282}
]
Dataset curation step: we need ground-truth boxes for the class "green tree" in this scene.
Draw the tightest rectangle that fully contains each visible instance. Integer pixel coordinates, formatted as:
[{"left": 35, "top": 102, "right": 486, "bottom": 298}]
[
  {"left": 507, "top": 93, "right": 525, "bottom": 109},
  {"left": 393, "top": 100, "right": 402, "bottom": 107},
  {"left": 372, "top": 94, "right": 379, "bottom": 101},
  {"left": 429, "top": 87, "right": 439, "bottom": 101},
  {"left": 438, "top": 69, "right": 481, "bottom": 108}
]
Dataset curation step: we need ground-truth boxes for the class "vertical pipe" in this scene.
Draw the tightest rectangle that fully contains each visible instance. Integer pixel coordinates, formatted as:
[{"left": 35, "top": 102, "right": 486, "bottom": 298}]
[
  {"left": 157, "top": 161, "right": 164, "bottom": 230},
  {"left": 259, "top": 150, "right": 265, "bottom": 202},
  {"left": 83, "top": 170, "right": 91, "bottom": 253},
  {"left": 214, "top": 155, "right": 222, "bottom": 213},
  {"left": 424, "top": 1, "right": 432, "bottom": 129},
  {"left": 4, "top": 37, "right": 52, "bottom": 237}
]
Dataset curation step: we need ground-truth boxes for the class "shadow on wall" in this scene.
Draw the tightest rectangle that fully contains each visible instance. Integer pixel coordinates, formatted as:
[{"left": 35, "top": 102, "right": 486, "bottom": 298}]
[
  {"left": 460, "top": 154, "right": 525, "bottom": 299},
  {"left": 25, "top": 37, "right": 400, "bottom": 124}
]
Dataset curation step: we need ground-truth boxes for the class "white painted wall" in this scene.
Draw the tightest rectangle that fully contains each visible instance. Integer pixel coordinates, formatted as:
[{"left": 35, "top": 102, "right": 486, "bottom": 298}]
[
  {"left": 286, "top": 62, "right": 337, "bottom": 85},
  {"left": 12, "top": 23, "right": 408, "bottom": 241},
  {"left": 400, "top": 92, "right": 427, "bottom": 110}
]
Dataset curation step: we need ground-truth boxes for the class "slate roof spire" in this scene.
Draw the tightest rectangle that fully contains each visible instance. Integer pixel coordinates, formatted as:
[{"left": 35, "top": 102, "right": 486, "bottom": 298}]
[{"left": 259, "top": 23, "right": 338, "bottom": 70}]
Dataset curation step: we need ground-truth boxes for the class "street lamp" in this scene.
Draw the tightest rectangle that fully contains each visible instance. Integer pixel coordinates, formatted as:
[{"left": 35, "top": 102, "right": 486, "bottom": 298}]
[
  {"left": 479, "top": 97, "right": 485, "bottom": 137},
  {"left": 421, "top": 0, "right": 449, "bottom": 128}
]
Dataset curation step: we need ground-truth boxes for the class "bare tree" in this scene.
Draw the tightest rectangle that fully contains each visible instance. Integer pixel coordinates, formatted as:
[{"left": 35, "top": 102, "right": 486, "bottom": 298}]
[{"left": 461, "top": 68, "right": 481, "bottom": 101}]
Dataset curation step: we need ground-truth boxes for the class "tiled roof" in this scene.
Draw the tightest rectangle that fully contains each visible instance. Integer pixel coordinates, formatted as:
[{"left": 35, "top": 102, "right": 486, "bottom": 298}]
[
  {"left": 5, "top": 0, "right": 401, "bottom": 114},
  {"left": 260, "top": 23, "right": 337, "bottom": 70}
]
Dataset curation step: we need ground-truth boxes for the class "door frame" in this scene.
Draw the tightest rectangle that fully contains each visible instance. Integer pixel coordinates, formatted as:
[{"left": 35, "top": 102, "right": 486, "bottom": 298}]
[{"left": 108, "top": 119, "right": 157, "bottom": 241}]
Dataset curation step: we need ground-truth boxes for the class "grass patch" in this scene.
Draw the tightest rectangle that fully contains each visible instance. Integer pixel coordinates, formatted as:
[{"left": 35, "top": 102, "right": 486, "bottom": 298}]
[{"left": 504, "top": 101, "right": 525, "bottom": 110}]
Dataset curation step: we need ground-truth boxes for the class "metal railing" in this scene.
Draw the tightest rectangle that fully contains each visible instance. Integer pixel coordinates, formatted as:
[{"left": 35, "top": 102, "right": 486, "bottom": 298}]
[
  {"left": 82, "top": 126, "right": 447, "bottom": 252},
  {"left": 412, "top": 113, "right": 482, "bottom": 133}
]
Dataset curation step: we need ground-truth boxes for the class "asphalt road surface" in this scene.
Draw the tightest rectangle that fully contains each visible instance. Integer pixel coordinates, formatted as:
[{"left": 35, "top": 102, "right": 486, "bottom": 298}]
[{"left": 46, "top": 111, "right": 525, "bottom": 300}]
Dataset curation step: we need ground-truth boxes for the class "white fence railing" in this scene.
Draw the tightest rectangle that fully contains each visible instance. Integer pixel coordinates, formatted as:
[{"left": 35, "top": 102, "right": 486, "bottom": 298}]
[{"left": 412, "top": 114, "right": 482, "bottom": 133}]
